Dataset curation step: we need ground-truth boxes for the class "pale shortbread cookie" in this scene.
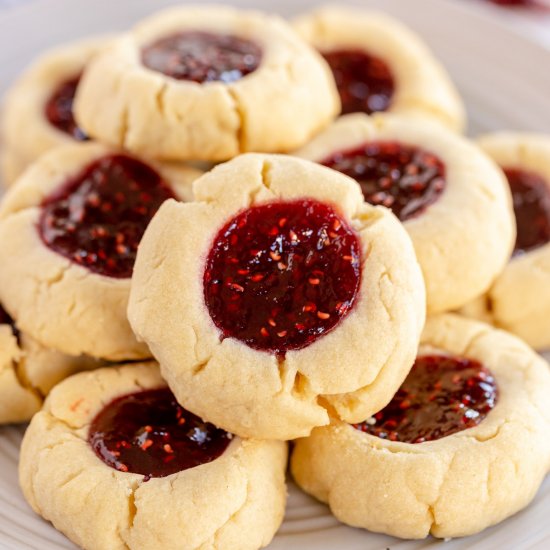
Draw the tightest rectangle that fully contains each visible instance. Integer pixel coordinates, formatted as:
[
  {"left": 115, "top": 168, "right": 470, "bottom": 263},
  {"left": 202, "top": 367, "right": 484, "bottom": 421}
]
[
  {"left": 128, "top": 153, "right": 426, "bottom": 440},
  {"left": 19, "top": 362, "right": 287, "bottom": 550},
  {"left": 74, "top": 5, "right": 339, "bottom": 162},
  {"left": 0, "top": 142, "right": 201, "bottom": 360},
  {"left": 460, "top": 133, "right": 550, "bottom": 350},
  {"left": 293, "top": 5, "right": 465, "bottom": 132},
  {"left": 295, "top": 113, "right": 516, "bottom": 314},
  {"left": 0, "top": 318, "right": 103, "bottom": 424},
  {"left": 291, "top": 314, "right": 550, "bottom": 539},
  {"left": 1, "top": 37, "right": 109, "bottom": 187}
]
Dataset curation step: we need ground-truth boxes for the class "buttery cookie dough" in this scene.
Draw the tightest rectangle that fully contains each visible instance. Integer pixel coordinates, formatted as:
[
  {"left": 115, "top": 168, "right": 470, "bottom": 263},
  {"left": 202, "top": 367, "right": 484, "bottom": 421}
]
[
  {"left": 295, "top": 113, "right": 516, "bottom": 314},
  {"left": 1, "top": 36, "right": 109, "bottom": 186},
  {"left": 291, "top": 314, "right": 550, "bottom": 539},
  {"left": 19, "top": 362, "right": 287, "bottom": 550},
  {"left": 460, "top": 133, "right": 550, "bottom": 350},
  {"left": 0, "top": 142, "right": 201, "bottom": 360},
  {"left": 74, "top": 5, "right": 339, "bottom": 162},
  {"left": 0, "top": 305, "right": 103, "bottom": 424},
  {"left": 293, "top": 5, "right": 465, "bottom": 132},
  {"left": 129, "top": 153, "right": 426, "bottom": 440}
]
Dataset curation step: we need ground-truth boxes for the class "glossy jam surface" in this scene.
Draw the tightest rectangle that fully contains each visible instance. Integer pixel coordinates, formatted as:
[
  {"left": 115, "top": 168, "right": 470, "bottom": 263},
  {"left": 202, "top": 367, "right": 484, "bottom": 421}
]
[
  {"left": 44, "top": 76, "right": 88, "bottom": 140},
  {"left": 354, "top": 355, "right": 498, "bottom": 443},
  {"left": 204, "top": 199, "right": 362, "bottom": 355},
  {"left": 142, "top": 31, "right": 262, "bottom": 83},
  {"left": 321, "top": 142, "right": 446, "bottom": 221},
  {"left": 322, "top": 49, "right": 395, "bottom": 115},
  {"left": 38, "top": 154, "right": 175, "bottom": 279},
  {"left": 504, "top": 168, "right": 550, "bottom": 255},
  {"left": 89, "top": 388, "right": 232, "bottom": 479}
]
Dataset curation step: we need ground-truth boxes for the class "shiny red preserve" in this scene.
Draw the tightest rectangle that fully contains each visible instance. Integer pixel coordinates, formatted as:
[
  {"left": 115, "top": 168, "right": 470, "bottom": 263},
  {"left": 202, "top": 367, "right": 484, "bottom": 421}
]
[
  {"left": 38, "top": 154, "right": 175, "bottom": 279},
  {"left": 142, "top": 30, "right": 262, "bottom": 83},
  {"left": 322, "top": 49, "right": 395, "bottom": 115},
  {"left": 321, "top": 142, "right": 446, "bottom": 221},
  {"left": 203, "top": 199, "right": 362, "bottom": 355},
  {"left": 88, "top": 388, "right": 232, "bottom": 479},
  {"left": 354, "top": 354, "right": 498, "bottom": 443}
]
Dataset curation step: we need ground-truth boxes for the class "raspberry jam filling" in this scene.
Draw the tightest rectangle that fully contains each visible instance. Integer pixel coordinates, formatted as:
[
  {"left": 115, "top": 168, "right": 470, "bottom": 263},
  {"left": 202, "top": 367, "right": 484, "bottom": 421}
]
[
  {"left": 44, "top": 76, "right": 88, "bottom": 140},
  {"left": 354, "top": 354, "right": 498, "bottom": 443},
  {"left": 322, "top": 49, "right": 395, "bottom": 115},
  {"left": 504, "top": 168, "right": 550, "bottom": 255},
  {"left": 203, "top": 199, "right": 362, "bottom": 355},
  {"left": 38, "top": 154, "right": 175, "bottom": 279},
  {"left": 321, "top": 142, "right": 446, "bottom": 221},
  {"left": 89, "top": 388, "right": 232, "bottom": 479},
  {"left": 142, "top": 31, "right": 262, "bottom": 83}
]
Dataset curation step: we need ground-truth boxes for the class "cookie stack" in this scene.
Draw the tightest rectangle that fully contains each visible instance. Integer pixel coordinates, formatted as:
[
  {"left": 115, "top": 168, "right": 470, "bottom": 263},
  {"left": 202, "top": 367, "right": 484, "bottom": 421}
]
[{"left": 1, "top": 4, "right": 549, "bottom": 549}]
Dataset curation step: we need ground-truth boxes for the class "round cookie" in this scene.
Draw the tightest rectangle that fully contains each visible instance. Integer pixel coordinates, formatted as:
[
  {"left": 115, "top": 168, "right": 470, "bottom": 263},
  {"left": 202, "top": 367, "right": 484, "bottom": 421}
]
[
  {"left": 0, "top": 142, "right": 202, "bottom": 360},
  {"left": 460, "top": 133, "right": 550, "bottom": 350},
  {"left": 1, "top": 36, "right": 109, "bottom": 186},
  {"left": 74, "top": 5, "right": 339, "bottom": 162},
  {"left": 292, "top": 5, "right": 465, "bottom": 132},
  {"left": 128, "top": 153, "right": 426, "bottom": 440},
  {"left": 0, "top": 304, "right": 103, "bottom": 424},
  {"left": 294, "top": 113, "right": 516, "bottom": 314},
  {"left": 291, "top": 314, "right": 550, "bottom": 539},
  {"left": 19, "top": 362, "right": 287, "bottom": 550}
]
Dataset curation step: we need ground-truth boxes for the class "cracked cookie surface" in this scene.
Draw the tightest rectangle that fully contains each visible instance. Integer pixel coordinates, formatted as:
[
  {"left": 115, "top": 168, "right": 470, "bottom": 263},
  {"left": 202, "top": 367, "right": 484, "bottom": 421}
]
[
  {"left": 295, "top": 113, "right": 516, "bottom": 314},
  {"left": 291, "top": 314, "right": 550, "bottom": 539},
  {"left": 19, "top": 362, "right": 287, "bottom": 550},
  {"left": 73, "top": 5, "right": 339, "bottom": 162},
  {"left": 292, "top": 5, "right": 465, "bottom": 132},
  {"left": 0, "top": 143, "right": 202, "bottom": 360},
  {"left": 460, "top": 132, "right": 550, "bottom": 350},
  {"left": 128, "top": 153, "right": 426, "bottom": 440}
]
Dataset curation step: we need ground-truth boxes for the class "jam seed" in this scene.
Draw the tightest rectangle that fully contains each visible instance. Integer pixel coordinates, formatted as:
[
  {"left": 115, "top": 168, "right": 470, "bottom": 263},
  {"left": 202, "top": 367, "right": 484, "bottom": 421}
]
[
  {"left": 317, "top": 311, "right": 330, "bottom": 320},
  {"left": 140, "top": 439, "right": 153, "bottom": 451}
]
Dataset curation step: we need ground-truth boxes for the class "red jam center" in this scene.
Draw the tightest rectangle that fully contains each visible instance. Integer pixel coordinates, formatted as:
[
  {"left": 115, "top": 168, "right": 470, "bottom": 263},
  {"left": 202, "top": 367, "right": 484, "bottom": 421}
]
[
  {"left": 141, "top": 31, "right": 262, "bottom": 83},
  {"left": 504, "top": 168, "right": 550, "bottom": 255},
  {"left": 89, "top": 388, "right": 232, "bottom": 479},
  {"left": 354, "top": 354, "right": 498, "bottom": 443},
  {"left": 321, "top": 142, "right": 446, "bottom": 221},
  {"left": 203, "top": 199, "right": 362, "bottom": 355},
  {"left": 38, "top": 154, "right": 175, "bottom": 279},
  {"left": 44, "top": 76, "right": 88, "bottom": 140},
  {"left": 322, "top": 49, "right": 395, "bottom": 115}
]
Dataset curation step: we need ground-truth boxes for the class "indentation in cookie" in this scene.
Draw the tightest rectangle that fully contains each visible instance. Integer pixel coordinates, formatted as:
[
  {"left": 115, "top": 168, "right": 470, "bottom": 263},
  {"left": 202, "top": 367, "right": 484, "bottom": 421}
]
[
  {"left": 321, "top": 49, "right": 394, "bottom": 115},
  {"left": 141, "top": 31, "right": 262, "bottom": 83},
  {"left": 321, "top": 142, "right": 446, "bottom": 221},
  {"left": 88, "top": 387, "right": 232, "bottom": 479},
  {"left": 38, "top": 154, "right": 175, "bottom": 278},
  {"left": 353, "top": 354, "right": 498, "bottom": 443},
  {"left": 44, "top": 76, "right": 88, "bottom": 141},
  {"left": 503, "top": 168, "right": 550, "bottom": 255},
  {"left": 203, "top": 199, "right": 362, "bottom": 355}
]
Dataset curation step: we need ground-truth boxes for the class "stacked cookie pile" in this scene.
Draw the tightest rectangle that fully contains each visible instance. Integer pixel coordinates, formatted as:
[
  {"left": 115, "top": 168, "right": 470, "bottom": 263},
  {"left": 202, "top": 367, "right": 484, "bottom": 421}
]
[{"left": 1, "top": 4, "right": 550, "bottom": 549}]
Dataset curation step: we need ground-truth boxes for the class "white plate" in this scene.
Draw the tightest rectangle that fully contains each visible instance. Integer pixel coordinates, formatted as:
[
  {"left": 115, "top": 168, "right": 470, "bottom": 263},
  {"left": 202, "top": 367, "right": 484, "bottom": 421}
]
[{"left": 1, "top": 0, "right": 550, "bottom": 548}]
